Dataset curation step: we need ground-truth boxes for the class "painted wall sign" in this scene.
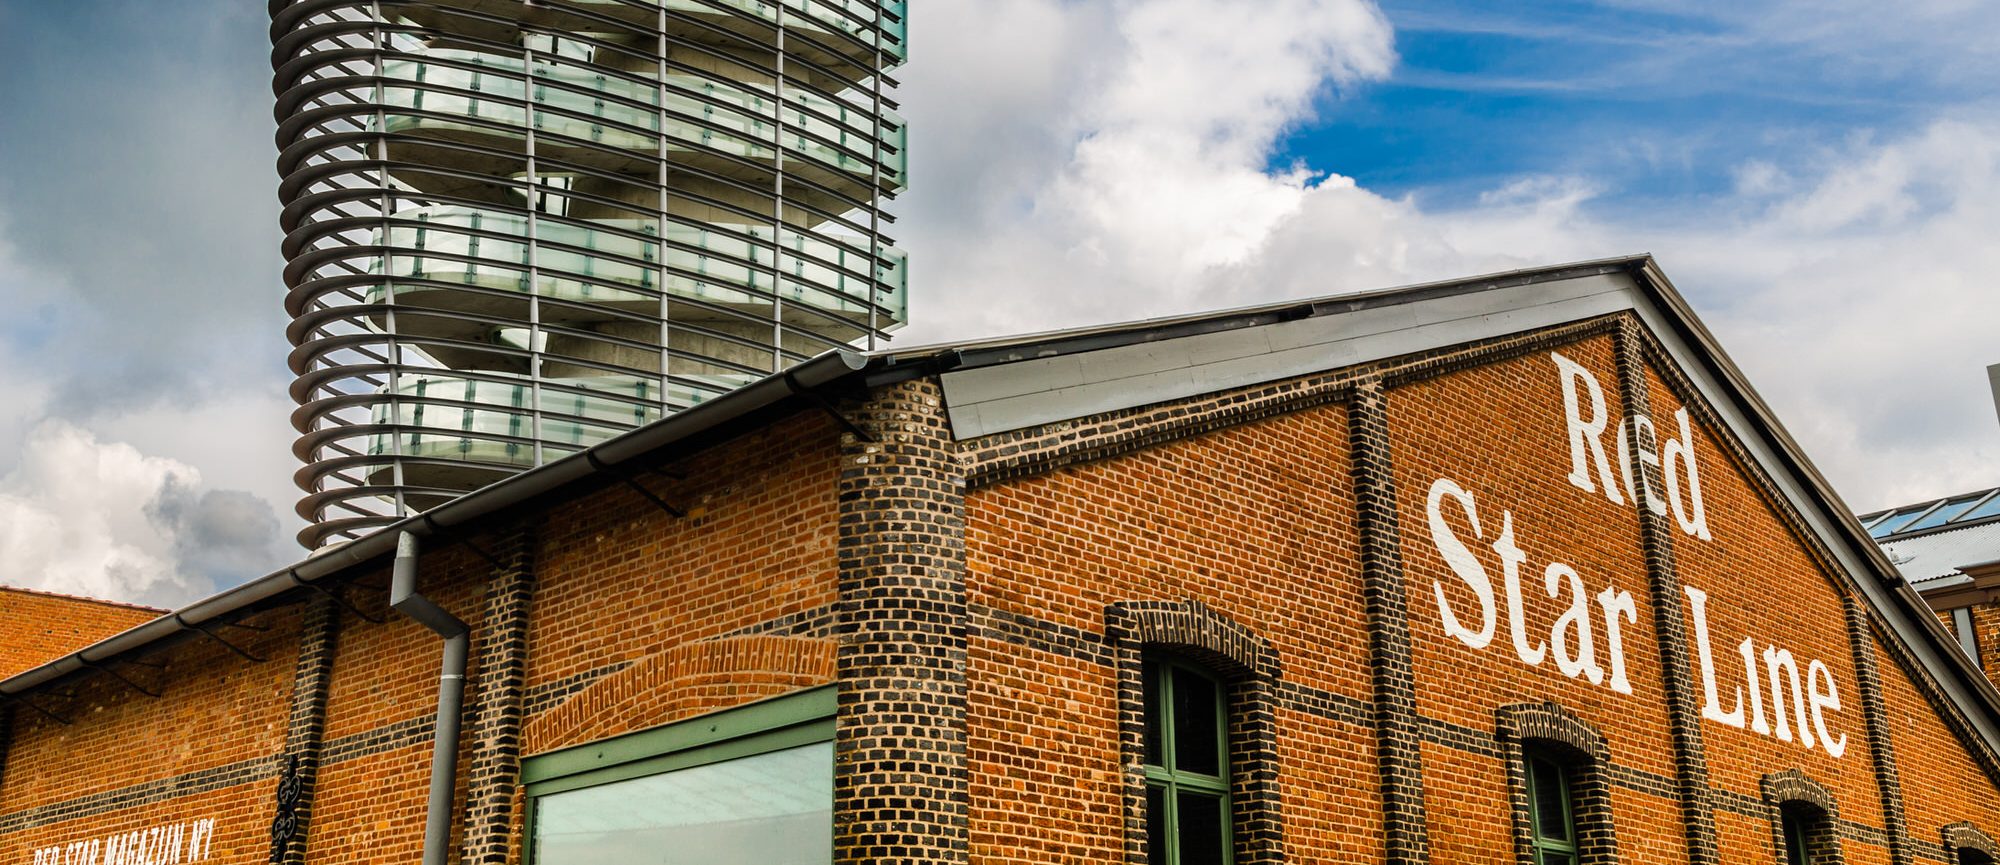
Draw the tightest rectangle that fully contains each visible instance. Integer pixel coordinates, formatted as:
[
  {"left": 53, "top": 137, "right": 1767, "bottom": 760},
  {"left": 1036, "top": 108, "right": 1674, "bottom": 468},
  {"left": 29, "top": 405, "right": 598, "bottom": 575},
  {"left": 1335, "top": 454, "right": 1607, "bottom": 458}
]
[
  {"left": 1418, "top": 351, "right": 1846, "bottom": 756},
  {"left": 28, "top": 818, "right": 216, "bottom": 865}
]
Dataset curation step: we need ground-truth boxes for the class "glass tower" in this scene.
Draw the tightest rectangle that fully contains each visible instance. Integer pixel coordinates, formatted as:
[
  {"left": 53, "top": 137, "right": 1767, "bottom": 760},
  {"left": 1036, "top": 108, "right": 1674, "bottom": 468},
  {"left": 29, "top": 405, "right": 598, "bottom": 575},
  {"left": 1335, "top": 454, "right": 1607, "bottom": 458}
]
[{"left": 271, "top": 0, "right": 907, "bottom": 547}]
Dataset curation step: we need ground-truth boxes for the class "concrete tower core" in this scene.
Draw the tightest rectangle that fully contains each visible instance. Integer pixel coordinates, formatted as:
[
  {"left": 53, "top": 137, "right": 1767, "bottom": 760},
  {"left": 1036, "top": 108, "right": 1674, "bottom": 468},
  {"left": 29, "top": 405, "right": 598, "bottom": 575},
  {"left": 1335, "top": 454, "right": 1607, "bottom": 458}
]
[{"left": 272, "top": 0, "right": 908, "bottom": 547}]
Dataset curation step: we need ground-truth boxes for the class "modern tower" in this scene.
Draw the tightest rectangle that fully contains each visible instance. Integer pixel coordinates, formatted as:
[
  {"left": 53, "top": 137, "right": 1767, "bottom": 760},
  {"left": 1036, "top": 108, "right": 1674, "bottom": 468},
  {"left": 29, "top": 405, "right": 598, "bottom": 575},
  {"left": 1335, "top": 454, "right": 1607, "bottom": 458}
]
[{"left": 271, "top": 0, "right": 908, "bottom": 547}]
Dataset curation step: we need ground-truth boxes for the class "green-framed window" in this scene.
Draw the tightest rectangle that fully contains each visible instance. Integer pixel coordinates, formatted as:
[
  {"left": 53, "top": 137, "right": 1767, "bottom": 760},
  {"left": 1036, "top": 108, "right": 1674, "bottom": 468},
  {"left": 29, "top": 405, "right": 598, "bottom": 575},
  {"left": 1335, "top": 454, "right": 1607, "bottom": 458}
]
[
  {"left": 1525, "top": 753, "right": 1579, "bottom": 865},
  {"left": 1143, "top": 657, "right": 1231, "bottom": 865},
  {"left": 1781, "top": 804, "right": 1821, "bottom": 865},
  {"left": 522, "top": 686, "right": 834, "bottom": 865}
]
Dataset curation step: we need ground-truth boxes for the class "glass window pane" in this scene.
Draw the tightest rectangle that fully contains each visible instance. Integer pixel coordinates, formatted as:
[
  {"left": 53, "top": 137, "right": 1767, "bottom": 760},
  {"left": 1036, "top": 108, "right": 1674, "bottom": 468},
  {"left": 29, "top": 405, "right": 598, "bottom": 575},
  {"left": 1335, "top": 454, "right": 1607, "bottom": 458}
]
[
  {"left": 1175, "top": 790, "right": 1227, "bottom": 865},
  {"left": 1965, "top": 493, "right": 2000, "bottom": 522},
  {"left": 1906, "top": 496, "right": 1982, "bottom": 531},
  {"left": 1955, "top": 607, "right": 1982, "bottom": 667},
  {"left": 1538, "top": 853, "right": 1574, "bottom": 865},
  {"left": 1871, "top": 508, "right": 1926, "bottom": 537},
  {"left": 1146, "top": 785, "right": 1170, "bottom": 865},
  {"left": 1528, "top": 757, "right": 1571, "bottom": 843},
  {"left": 1171, "top": 666, "right": 1221, "bottom": 777},
  {"left": 533, "top": 741, "right": 832, "bottom": 865},
  {"left": 1144, "top": 661, "right": 1163, "bottom": 768}
]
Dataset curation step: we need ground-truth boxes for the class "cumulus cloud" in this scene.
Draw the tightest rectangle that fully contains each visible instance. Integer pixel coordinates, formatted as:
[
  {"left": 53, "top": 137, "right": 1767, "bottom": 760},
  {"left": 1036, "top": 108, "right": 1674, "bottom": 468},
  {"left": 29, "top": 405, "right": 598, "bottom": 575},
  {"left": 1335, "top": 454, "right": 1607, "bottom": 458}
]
[
  {"left": 898, "top": 0, "right": 2000, "bottom": 511},
  {"left": 0, "top": 421, "right": 283, "bottom": 608},
  {"left": 0, "top": 0, "right": 1996, "bottom": 610}
]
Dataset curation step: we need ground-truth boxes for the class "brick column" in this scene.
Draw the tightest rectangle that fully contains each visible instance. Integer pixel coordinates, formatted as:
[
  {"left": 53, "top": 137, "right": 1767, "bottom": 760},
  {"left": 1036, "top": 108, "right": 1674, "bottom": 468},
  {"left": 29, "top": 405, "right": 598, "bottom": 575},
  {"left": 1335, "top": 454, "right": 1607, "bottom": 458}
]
[
  {"left": 460, "top": 528, "right": 537, "bottom": 865},
  {"left": 1348, "top": 380, "right": 1429, "bottom": 865},
  {"left": 1610, "top": 319, "right": 1718, "bottom": 865},
  {"left": 834, "top": 379, "right": 969, "bottom": 865},
  {"left": 1842, "top": 596, "right": 1913, "bottom": 865},
  {"left": 270, "top": 595, "right": 339, "bottom": 864}
]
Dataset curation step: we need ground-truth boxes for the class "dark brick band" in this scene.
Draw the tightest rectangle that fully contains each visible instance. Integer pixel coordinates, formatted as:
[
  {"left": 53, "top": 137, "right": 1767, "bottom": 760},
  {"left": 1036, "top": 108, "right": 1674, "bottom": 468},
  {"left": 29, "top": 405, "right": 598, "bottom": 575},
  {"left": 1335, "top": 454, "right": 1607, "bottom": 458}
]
[
  {"left": 459, "top": 528, "right": 536, "bottom": 865},
  {"left": 270, "top": 595, "right": 339, "bottom": 864},
  {"left": 1611, "top": 318, "right": 1719, "bottom": 865},
  {"left": 1843, "top": 594, "right": 1915, "bottom": 865},
  {"left": 834, "top": 379, "right": 970, "bottom": 865},
  {"left": 1348, "top": 380, "right": 1430, "bottom": 865}
]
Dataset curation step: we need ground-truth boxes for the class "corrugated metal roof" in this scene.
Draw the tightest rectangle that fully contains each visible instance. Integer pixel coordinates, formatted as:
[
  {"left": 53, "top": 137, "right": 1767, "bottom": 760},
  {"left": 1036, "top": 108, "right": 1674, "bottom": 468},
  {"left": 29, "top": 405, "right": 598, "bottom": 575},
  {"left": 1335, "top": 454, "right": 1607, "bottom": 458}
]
[{"left": 1885, "top": 520, "right": 2000, "bottom": 585}]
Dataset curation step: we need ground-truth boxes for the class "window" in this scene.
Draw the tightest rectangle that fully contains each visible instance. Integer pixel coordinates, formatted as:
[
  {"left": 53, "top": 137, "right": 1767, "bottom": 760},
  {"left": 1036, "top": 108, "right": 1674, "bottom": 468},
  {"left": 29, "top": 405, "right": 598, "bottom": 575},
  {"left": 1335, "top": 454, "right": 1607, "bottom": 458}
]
[
  {"left": 522, "top": 687, "right": 833, "bottom": 865},
  {"left": 1524, "top": 752, "right": 1579, "bottom": 865},
  {"left": 1780, "top": 803, "right": 1833, "bottom": 865},
  {"left": 1143, "top": 657, "right": 1231, "bottom": 865},
  {"left": 1962, "top": 848, "right": 1996, "bottom": 865},
  {"left": 1953, "top": 607, "right": 1983, "bottom": 669}
]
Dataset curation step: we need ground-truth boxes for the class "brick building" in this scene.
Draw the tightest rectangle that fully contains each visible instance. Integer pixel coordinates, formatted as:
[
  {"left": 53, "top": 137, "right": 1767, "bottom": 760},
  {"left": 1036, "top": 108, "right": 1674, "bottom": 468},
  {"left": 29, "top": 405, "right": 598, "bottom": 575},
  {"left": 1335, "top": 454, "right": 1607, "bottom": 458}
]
[
  {"left": 0, "top": 589, "right": 159, "bottom": 680},
  {"left": 4, "top": 256, "right": 2000, "bottom": 865}
]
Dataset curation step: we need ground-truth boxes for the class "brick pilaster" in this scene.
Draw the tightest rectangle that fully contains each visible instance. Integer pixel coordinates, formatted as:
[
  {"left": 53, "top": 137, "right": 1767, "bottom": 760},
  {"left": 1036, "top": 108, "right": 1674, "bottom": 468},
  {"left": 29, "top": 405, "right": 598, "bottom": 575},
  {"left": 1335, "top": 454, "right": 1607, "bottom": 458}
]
[
  {"left": 834, "top": 379, "right": 970, "bottom": 865},
  {"left": 460, "top": 528, "right": 537, "bottom": 865},
  {"left": 270, "top": 595, "right": 339, "bottom": 864},
  {"left": 1842, "top": 595, "right": 1913, "bottom": 865},
  {"left": 1348, "top": 380, "right": 1429, "bottom": 865},
  {"left": 1610, "top": 318, "right": 1718, "bottom": 865}
]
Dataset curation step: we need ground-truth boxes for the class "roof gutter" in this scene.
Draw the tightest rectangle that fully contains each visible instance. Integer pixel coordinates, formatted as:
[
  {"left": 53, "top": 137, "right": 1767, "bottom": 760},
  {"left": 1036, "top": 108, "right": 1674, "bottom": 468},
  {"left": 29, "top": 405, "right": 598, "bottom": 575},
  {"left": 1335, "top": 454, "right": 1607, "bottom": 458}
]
[{"left": 0, "top": 348, "right": 885, "bottom": 699}]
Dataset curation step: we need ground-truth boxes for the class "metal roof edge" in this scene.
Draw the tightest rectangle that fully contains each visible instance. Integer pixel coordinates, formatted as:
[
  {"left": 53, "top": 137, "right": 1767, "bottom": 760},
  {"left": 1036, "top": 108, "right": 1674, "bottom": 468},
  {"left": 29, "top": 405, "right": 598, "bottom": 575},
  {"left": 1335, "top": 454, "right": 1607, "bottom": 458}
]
[
  {"left": 869, "top": 254, "right": 1652, "bottom": 370},
  {"left": 0, "top": 348, "right": 883, "bottom": 698},
  {"left": 35, "top": 250, "right": 1990, "bottom": 758},
  {"left": 1624, "top": 258, "right": 2000, "bottom": 754},
  {"left": 0, "top": 257, "right": 1661, "bottom": 700}
]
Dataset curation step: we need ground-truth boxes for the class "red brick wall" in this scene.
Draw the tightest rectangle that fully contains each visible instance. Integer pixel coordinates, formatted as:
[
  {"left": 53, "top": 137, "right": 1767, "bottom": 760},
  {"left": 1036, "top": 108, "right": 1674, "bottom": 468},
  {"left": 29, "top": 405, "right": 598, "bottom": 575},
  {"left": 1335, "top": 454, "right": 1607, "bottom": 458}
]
[
  {"left": 524, "top": 411, "right": 842, "bottom": 753},
  {"left": 0, "top": 413, "right": 846, "bottom": 865},
  {"left": 0, "top": 605, "right": 298, "bottom": 863},
  {"left": 0, "top": 588, "right": 161, "bottom": 679},
  {"left": 1387, "top": 335, "right": 1688, "bottom": 863},
  {"left": 2, "top": 313, "right": 1999, "bottom": 865},
  {"left": 965, "top": 399, "right": 1378, "bottom": 862}
]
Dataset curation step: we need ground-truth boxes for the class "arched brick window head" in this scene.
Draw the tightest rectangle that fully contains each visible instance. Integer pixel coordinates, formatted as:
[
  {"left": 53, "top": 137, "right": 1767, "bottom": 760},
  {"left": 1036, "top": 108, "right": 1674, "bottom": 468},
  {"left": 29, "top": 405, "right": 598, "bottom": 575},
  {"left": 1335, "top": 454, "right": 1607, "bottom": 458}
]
[
  {"left": 1943, "top": 822, "right": 1999, "bottom": 865},
  {"left": 1496, "top": 703, "right": 1617, "bottom": 865},
  {"left": 1761, "top": 770, "right": 1844, "bottom": 865},
  {"left": 1107, "top": 600, "right": 1283, "bottom": 865}
]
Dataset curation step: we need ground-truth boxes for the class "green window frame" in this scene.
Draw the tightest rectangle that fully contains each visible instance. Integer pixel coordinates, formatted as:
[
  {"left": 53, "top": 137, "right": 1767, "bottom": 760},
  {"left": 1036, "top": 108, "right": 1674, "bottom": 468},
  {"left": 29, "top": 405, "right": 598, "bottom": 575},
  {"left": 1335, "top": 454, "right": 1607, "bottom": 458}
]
[
  {"left": 520, "top": 685, "right": 835, "bottom": 865},
  {"left": 1781, "top": 805, "right": 1818, "bottom": 865},
  {"left": 1143, "top": 657, "right": 1232, "bottom": 865},
  {"left": 1525, "top": 753, "right": 1579, "bottom": 865}
]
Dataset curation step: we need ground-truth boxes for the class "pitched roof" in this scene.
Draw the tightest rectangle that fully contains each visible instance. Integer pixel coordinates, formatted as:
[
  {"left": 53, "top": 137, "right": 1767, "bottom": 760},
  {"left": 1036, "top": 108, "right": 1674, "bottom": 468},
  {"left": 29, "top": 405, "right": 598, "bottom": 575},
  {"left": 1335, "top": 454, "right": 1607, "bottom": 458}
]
[
  {"left": 1883, "top": 522, "right": 2000, "bottom": 588},
  {"left": 8, "top": 253, "right": 1997, "bottom": 757}
]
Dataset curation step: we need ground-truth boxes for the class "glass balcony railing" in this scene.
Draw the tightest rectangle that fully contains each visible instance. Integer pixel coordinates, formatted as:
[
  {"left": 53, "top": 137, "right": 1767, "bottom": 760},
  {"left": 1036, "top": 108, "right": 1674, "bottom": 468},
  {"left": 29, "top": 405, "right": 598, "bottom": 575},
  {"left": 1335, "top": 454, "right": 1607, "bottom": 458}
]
[
  {"left": 651, "top": 0, "right": 909, "bottom": 62},
  {"left": 378, "top": 52, "right": 906, "bottom": 190},
  {"left": 364, "top": 205, "right": 907, "bottom": 324},
  {"left": 366, "top": 371, "right": 754, "bottom": 467}
]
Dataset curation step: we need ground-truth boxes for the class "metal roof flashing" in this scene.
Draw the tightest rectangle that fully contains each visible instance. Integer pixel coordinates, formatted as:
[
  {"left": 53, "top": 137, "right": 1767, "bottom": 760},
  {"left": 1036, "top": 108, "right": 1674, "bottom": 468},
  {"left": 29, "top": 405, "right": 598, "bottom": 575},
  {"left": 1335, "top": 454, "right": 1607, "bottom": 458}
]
[{"left": 8, "top": 253, "right": 1999, "bottom": 763}]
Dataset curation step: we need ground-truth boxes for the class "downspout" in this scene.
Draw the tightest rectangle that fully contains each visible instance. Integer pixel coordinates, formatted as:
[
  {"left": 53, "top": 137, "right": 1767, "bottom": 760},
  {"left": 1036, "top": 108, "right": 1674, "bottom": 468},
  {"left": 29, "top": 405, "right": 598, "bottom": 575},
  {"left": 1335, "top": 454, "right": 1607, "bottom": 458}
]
[{"left": 389, "top": 531, "right": 468, "bottom": 865}]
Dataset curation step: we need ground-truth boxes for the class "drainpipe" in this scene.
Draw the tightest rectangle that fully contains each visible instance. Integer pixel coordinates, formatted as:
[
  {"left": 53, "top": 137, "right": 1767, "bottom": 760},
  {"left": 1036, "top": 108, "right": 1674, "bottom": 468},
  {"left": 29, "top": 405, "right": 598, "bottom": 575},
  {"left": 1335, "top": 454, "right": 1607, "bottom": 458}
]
[{"left": 389, "top": 531, "right": 468, "bottom": 865}]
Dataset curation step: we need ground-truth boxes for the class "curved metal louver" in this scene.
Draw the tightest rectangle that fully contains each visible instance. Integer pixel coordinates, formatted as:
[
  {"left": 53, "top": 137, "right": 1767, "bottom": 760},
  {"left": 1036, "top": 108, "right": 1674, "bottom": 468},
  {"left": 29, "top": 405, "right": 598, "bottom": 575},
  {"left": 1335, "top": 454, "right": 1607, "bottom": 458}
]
[{"left": 271, "top": 0, "right": 907, "bottom": 547}]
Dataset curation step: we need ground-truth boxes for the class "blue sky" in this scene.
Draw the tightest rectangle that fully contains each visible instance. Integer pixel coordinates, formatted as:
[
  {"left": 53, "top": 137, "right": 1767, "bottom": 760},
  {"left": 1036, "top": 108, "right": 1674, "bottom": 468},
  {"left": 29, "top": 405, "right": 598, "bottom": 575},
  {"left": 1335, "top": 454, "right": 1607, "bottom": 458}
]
[
  {"left": 0, "top": 0, "right": 1996, "bottom": 604},
  {"left": 1279, "top": 1, "right": 1982, "bottom": 205}
]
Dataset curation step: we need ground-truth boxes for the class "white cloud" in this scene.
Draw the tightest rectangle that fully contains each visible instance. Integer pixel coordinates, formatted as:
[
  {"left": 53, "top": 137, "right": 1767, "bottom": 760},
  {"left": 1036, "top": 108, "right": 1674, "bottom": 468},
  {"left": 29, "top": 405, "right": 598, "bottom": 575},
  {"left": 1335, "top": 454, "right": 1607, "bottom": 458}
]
[
  {"left": 0, "top": 421, "right": 282, "bottom": 608},
  {"left": 900, "top": 0, "right": 2000, "bottom": 511},
  {"left": 1, "top": 0, "right": 1996, "bottom": 611}
]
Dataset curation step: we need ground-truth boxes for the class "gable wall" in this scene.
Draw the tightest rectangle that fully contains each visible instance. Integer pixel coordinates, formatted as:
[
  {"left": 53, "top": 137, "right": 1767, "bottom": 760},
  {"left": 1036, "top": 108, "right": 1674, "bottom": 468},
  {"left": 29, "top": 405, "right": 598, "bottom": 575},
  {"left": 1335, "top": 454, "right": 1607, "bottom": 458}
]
[{"left": 959, "top": 307, "right": 2000, "bottom": 863}]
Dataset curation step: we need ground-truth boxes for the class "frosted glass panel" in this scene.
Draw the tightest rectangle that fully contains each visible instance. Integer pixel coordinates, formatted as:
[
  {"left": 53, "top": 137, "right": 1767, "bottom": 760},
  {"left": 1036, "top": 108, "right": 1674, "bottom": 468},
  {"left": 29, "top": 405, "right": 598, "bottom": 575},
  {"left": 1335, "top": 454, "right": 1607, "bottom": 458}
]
[{"left": 533, "top": 742, "right": 832, "bottom": 864}]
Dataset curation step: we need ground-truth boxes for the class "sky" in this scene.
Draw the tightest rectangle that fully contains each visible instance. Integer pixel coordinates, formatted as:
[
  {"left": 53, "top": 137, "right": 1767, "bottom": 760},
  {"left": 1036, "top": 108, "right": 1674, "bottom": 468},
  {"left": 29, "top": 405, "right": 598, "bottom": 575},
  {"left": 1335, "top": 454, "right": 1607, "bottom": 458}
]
[{"left": 0, "top": 0, "right": 1995, "bottom": 607}]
